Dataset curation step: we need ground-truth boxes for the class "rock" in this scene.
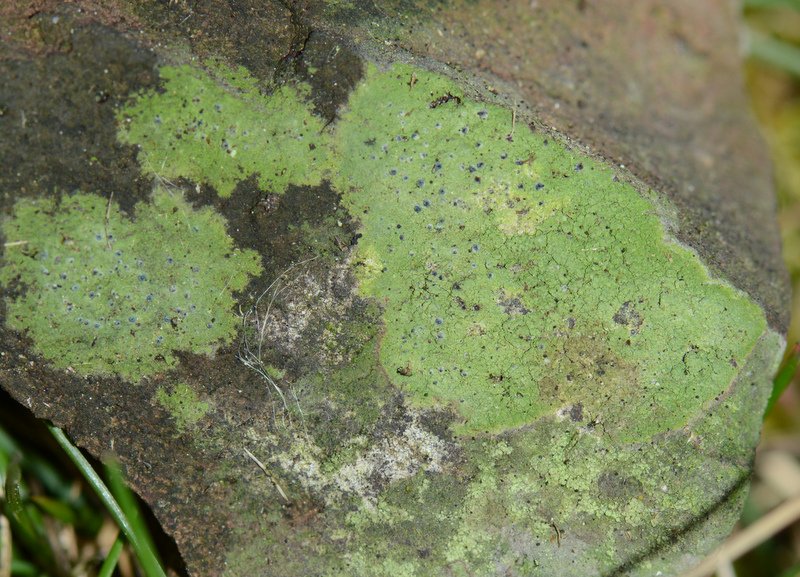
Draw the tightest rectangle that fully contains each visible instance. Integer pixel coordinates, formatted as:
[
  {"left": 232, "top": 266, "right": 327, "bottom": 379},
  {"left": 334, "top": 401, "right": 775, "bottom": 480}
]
[{"left": 0, "top": 1, "right": 788, "bottom": 576}]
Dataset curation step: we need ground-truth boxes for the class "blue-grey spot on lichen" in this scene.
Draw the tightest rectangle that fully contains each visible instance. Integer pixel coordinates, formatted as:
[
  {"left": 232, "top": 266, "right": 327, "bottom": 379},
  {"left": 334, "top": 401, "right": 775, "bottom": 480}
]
[
  {"left": 118, "top": 63, "right": 330, "bottom": 197},
  {"left": 0, "top": 187, "right": 262, "bottom": 381}
]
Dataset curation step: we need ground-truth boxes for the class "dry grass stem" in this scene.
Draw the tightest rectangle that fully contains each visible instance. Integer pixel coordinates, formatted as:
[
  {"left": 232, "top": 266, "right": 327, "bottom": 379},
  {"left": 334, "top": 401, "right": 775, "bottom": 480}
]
[{"left": 678, "top": 495, "right": 800, "bottom": 577}]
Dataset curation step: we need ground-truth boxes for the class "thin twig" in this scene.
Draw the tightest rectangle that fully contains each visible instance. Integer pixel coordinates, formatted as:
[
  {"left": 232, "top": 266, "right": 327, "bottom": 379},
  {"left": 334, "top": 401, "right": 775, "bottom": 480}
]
[
  {"left": 104, "top": 191, "right": 114, "bottom": 249},
  {"left": 715, "top": 559, "right": 737, "bottom": 577},
  {"left": 243, "top": 447, "right": 289, "bottom": 503}
]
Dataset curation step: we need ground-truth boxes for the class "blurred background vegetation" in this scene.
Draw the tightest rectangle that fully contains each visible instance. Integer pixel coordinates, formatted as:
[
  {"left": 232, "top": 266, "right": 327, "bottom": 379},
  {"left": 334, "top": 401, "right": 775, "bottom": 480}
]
[
  {"left": 1, "top": 1, "right": 800, "bottom": 576},
  {"left": 734, "top": 1, "right": 800, "bottom": 576}
]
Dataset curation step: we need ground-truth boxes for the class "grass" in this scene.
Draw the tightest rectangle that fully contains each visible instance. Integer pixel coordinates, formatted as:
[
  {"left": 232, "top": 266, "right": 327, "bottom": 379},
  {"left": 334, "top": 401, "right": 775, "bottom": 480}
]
[{"left": 0, "top": 407, "right": 174, "bottom": 577}]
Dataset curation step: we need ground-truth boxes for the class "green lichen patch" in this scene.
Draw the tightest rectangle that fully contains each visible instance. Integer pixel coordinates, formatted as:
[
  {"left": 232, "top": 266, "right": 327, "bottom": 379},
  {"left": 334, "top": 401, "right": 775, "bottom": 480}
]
[
  {"left": 0, "top": 187, "right": 262, "bottom": 381},
  {"left": 156, "top": 382, "right": 212, "bottom": 432},
  {"left": 118, "top": 63, "right": 330, "bottom": 197},
  {"left": 333, "top": 63, "right": 768, "bottom": 438}
]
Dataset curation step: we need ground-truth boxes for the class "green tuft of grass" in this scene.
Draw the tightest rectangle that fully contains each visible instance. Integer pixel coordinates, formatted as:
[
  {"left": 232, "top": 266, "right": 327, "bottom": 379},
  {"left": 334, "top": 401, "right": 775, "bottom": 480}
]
[{"left": 48, "top": 424, "right": 167, "bottom": 577}]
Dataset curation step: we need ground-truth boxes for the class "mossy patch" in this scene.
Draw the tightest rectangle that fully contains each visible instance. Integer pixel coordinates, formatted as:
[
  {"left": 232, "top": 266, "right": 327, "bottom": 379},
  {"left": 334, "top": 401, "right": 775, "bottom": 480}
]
[
  {"left": 118, "top": 63, "right": 330, "bottom": 197},
  {"left": 156, "top": 382, "right": 212, "bottom": 432},
  {"left": 0, "top": 187, "right": 262, "bottom": 381}
]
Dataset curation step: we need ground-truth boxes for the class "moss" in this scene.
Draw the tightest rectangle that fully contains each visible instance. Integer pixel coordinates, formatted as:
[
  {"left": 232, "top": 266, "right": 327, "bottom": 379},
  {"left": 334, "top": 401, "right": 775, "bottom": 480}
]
[
  {"left": 156, "top": 382, "right": 212, "bottom": 432},
  {"left": 0, "top": 187, "right": 262, "bottom": 381},
  {"left": 118, "top": 63, "right": 330, "bottom": 198}
]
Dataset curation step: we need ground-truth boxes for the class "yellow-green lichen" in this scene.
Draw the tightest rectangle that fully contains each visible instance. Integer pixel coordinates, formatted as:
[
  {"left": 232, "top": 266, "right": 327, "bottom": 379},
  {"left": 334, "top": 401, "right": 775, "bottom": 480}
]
[
  {"left": 156, "top": 382, "right": 212, "bottom": 431},
  {"left": 118, "top": 64, "right": 330, "bottom": 197},
  {"left": 332, "top": 63, "right": 768, "bottom": 438},
  {"left": 0, "top": 187, "right": 262, "bottom": 381}
]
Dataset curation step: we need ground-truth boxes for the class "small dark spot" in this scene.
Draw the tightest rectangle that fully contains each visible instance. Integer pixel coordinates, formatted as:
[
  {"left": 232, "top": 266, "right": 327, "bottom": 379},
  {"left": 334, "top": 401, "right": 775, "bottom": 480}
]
[
  {"left": 429, "top": 92, "right": 462, "bottom": 108},
  {"left": 499, "top": 296, "right": 529, "bottom": 316},
  {"left": 414, "top": 205, "right": 422, "bottom": 213},
  {"left": 397, "top": 364, "right": 413, "bottom": 376},
  {"left": 613, "top": 301, "right": 643, "bottom": 335},
  {"left": 575, "top": 163, "right": 584, "bottom": 171}
]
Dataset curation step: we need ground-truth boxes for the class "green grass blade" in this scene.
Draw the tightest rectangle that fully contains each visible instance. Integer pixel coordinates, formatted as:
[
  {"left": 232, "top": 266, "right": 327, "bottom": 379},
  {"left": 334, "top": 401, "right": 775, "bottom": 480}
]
[
  {"left": 2, "top": 463, "right": 56, "bottom": 575},
  {"left": 104, "top": 460, "right": 162, "bottom": 569},
  {"left": 46, "top": 425, "right": 166, "bottom": 577},
  {"left": 29, "top": 496, "right": 77, "bottom": 526},
  {"left": 766, "top": 343, "right": 800, "bottom": 414},
  {"left": 747, "top": 29, "right": 800, "bottom": 77},
  {"left": 3, "top": 464, "right": 42, "bottom": 553},
  {"left": 10, "top": 558, "right": 39, "bottom": 577},
  {"left": 97, "top": 535, "right": 125, "bottom": 577}
]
